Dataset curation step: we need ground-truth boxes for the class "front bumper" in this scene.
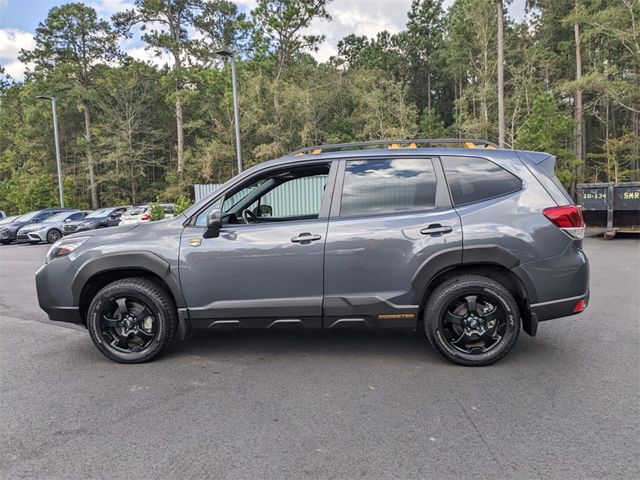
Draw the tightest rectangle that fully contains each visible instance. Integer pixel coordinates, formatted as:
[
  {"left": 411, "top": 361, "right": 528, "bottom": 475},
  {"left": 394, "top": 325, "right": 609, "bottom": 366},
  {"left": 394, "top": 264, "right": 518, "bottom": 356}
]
[
  {"left": 63, "top": 226, "right": 89, "bottom": 235},
  {"left": 0, "top": 229, "right": 16, "bottom": 242},
  {"left": 17, "top": 231, "right": 46, "bottom": 243},
  {"left": 35, "top": 260, "right": 83, "bottom": 324}
]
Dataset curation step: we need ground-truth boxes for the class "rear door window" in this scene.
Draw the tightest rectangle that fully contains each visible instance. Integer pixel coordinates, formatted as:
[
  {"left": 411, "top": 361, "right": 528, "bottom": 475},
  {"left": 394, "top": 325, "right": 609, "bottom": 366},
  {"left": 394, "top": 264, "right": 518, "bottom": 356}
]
[
  {"left": 340, "top": 158, "right": 437, "bottom": 216},
  {"left": 442, "top": 156, "right": 522, "bottom": 206}
]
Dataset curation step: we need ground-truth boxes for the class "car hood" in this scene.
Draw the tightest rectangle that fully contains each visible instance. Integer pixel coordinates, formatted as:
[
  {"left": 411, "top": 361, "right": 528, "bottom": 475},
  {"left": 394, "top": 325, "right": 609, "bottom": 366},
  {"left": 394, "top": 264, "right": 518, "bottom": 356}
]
[
  {"left": 19, "top": 222, "right": 48, "bottom": 232},
  {"left": 1, "top": 220, "right": 33, "bottom": 232},
  {"left": 66, "top": 222, "right": 141, "bottom": 239}
]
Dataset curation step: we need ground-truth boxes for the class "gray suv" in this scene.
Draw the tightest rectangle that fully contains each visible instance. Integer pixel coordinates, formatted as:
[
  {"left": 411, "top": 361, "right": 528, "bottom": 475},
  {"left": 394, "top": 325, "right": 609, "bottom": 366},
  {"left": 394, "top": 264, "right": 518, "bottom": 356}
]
[{"left": 36, "top": 140, "right": 589, "bottom": 366}]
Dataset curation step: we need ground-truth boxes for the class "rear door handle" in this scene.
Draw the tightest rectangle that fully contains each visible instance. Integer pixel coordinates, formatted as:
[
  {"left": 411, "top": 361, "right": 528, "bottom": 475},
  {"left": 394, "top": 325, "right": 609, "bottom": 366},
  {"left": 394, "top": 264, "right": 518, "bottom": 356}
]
[
  {"left": 420, "top": 224, "right": 453, "bottom": 235},
  {"left": 291, "top": 233, "right": 322, "bottom": 243}
]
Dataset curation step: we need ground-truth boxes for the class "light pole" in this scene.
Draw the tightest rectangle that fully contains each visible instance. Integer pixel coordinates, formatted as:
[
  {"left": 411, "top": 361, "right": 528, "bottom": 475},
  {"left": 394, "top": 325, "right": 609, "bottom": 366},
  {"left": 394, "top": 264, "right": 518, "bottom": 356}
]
[
  {"left": 36, "top": 95, "right": 64, "bottom": 207},
  {"left": 215, "top": 47, "right": 242, "bottom": 174}
]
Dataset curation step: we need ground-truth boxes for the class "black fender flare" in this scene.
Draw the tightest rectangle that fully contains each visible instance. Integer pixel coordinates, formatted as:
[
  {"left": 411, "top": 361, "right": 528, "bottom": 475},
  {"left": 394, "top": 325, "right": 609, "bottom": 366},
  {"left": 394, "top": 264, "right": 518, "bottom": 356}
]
[
  {"left": 411, "top": 245, "right": 539, "bottom": 336},
  {"left": 71, "top": 251, "right": 186, "bottom": 308}
]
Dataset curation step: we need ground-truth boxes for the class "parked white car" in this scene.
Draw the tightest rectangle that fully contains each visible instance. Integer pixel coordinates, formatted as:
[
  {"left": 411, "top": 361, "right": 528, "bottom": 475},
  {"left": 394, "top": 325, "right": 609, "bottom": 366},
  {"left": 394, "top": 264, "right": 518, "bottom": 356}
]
[{"left": 118, "top": 204, "right": 176, "bottom": 225}]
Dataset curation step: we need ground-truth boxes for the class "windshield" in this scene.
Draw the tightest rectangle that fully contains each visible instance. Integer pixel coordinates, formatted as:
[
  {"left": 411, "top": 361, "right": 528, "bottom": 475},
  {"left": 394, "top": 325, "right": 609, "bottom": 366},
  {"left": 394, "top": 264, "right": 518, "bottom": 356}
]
[
  {"left": 86, "top": 208, "right": 112, "bottom": 218},
  {"left": 45, "top": 212, "right": 73, "bottom": 223},
  {"left": 0, "top": 216, "right": 17, "bottom": 224},
  {"left": 16, "top": 210, "right": 39, "bottom": 222}
]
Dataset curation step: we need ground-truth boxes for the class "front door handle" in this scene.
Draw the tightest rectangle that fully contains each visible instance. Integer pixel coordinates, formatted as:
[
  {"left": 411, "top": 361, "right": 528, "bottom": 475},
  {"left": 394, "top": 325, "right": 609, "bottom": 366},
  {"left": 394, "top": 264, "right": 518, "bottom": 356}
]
[
  {"left": 291, "top": 233, "right": 322, "bottom": 243},
  {"left": 420, "top": 224, "right": 453, "bottom": 235}
]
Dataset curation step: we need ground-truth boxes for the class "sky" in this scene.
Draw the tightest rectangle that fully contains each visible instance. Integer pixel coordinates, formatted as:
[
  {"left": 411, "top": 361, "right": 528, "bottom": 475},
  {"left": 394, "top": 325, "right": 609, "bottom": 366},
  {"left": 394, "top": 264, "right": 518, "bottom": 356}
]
[{"left": 0, "top": 0, "right": 528, "bottom": 81}]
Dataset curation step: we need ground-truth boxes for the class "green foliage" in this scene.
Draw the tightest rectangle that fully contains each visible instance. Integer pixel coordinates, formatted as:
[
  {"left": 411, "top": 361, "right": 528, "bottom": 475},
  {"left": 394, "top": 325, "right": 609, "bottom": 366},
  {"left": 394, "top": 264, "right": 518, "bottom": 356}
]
[
  {"left": 419, "top": 108, "right": 446, "bottom": 138},
  {"left": 174, "top": 196, "right": 192, "bottom": 215},
  {"left": 148, "top": 203, "right": 167, "bottom": 221},
  {"left": 515, "top": 94, "right": 578, "bottom": 184},
  {"left": 0, "top": 0, "right": 637, "bottom": 215},
  {"left": 252, "top": 0, "right": 331, "bottom": 79}
]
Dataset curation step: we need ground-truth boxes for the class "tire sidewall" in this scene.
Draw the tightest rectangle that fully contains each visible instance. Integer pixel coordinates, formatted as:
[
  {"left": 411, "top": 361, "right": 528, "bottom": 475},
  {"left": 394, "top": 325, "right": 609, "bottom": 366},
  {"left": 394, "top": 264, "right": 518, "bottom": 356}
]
[
  {"left": 426, "top": 281, "right": 520, "bottom": 365},
  {"left": 47, "top": 229, "right": 61, "bottom": 244},
  {"left": 87, "top": 283, "right": 168, "bottom": 363}
]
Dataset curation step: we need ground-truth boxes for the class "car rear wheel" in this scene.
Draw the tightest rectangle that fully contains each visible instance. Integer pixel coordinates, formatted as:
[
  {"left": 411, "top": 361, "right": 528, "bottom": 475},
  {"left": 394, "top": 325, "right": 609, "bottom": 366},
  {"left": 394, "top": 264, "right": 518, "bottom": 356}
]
[
  {"left": 424, "top": 275, "right": 520, "bottom": 366},
  {"left": 46, "top": 229, "right": 62, "bottom": 244},
  {"left": 87, "top": 278, "right": 178, "bottom": 363}
]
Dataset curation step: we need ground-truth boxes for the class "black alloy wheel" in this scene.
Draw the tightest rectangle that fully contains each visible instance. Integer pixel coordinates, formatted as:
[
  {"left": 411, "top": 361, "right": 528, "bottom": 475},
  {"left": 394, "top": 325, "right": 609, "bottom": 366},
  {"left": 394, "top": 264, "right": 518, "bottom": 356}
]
[
  {"left": 424, "top": 275, "right": 520, "bottom": 366},
  {"left": 46, "top": 229, "right": 62, "bottom": 244},
  {"left": 87, "top": 278, "right": 178, "bottom": 363},
  {"left": 97, "top": 295, "right": 158, "bottom": 354},
  {"left": 440, "top": 294, "right": 505, "bottom": 354}
]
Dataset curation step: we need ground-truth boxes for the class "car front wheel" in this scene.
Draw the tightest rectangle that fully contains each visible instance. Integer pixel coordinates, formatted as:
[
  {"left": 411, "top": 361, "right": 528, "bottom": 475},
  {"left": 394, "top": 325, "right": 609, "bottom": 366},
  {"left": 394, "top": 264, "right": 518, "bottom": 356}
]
[
  {"left": 424, "top": 275, "right": 520, "bottom": 366},
  {"left": 87, "top": 278, "right": 178, "bottom": 363},
  {"left": 46, "top": 229, "right": 62, "bottom": 244}
]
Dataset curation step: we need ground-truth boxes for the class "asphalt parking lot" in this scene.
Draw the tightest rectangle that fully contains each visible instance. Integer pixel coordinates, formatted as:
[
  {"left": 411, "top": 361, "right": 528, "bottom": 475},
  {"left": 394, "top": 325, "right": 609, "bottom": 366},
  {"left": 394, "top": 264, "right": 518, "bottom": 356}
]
[{"left": 0, "top": 235, "right": 638, "bottom": 479}]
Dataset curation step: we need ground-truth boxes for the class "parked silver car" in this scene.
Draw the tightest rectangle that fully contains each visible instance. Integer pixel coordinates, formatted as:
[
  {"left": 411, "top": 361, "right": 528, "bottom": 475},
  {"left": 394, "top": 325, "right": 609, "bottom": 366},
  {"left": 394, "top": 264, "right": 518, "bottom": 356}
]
[{"left": 18, "top": 210, "right": 90, "bottom": 244}]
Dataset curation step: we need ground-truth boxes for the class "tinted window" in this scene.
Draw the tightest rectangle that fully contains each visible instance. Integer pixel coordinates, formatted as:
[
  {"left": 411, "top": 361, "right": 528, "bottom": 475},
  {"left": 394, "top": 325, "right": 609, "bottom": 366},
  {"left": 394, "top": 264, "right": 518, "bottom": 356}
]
[
  {"left": 340, "top": 158, "right": 437, "bottom": 216},
  {"left": 86, "top": 208, "right": 112, "bottom": 218},
  {"left": 247, "top": 174, "right": 327, "bottom": 220},
  {"left": 36, "top": 211, "right": 57, "bottom": 221},
  {"left": 443, "top": 156, "right": 522, "bottom": 206}
]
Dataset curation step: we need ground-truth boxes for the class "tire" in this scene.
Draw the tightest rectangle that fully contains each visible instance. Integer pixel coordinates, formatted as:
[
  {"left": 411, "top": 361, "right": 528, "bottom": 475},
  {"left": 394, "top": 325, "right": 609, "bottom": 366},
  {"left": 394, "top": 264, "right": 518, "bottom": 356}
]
[
  {"left": 46, "top": 229, "right": 62, "bottom": 244},
  {"left": 87, "top": 277, "right": 178, "bottom": 363},
  {"left": 424, "top": 275, "right": 520, "bottom": 366}
]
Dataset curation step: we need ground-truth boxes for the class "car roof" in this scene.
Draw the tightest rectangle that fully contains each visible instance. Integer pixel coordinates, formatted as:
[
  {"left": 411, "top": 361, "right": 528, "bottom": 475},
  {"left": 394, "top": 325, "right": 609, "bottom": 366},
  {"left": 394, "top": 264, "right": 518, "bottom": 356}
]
[
  {"left": 183, "top": 140, "right": 552, "bottom": 218},
  {"left": 252, "top": 146, "right": 528, "bottom": 172}
]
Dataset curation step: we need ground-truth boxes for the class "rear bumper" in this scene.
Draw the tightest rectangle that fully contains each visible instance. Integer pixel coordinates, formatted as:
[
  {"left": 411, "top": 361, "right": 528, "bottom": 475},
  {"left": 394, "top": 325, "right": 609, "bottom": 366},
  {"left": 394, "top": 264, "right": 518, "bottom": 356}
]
[
  {"left": 520, "top": 242, "right": 590, "bottom": 322},
  {"left": 530, "top": 291, "right": 590, "bottom": 322}
]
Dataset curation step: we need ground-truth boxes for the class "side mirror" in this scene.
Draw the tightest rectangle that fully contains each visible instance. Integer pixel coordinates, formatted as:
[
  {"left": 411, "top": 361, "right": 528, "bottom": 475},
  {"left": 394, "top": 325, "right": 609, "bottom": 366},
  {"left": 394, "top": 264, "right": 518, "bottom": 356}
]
[{"left": 206, "top": 209, "right": 223, "bottom": 237}]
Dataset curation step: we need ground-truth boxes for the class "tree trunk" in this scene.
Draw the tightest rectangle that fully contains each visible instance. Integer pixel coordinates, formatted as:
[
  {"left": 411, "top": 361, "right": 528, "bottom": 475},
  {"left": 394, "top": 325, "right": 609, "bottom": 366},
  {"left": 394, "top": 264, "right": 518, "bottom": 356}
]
[
  {"left": 176, "top": 93, "right": 185, "bottom": 183},
  {"left": 276, "top": 47, "right": 286, "bottom": 82},
  {"left": 83, "top": 100, "right": 99, "bottom": 209},
  {"left": 131, "top": 161, "right": 136, "bottom": 205},
  {"left": 574, "top": 1, "right": 584, "bottom": 195},
  {"left": 171, "top": 43, "right": 185, "bottom": 185},
  {"left": 427, "top": 66, "right": 432, "bottom": 110},
  {"left": 497, "top": 0, "right": 506, "bottom": 147}
]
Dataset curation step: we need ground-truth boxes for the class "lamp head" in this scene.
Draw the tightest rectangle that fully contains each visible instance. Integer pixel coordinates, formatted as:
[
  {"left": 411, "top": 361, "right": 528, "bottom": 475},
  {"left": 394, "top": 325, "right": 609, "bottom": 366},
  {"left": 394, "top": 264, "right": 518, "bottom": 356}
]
[{"left": 214, "top": 47, "right": 235, "bottom": 57}]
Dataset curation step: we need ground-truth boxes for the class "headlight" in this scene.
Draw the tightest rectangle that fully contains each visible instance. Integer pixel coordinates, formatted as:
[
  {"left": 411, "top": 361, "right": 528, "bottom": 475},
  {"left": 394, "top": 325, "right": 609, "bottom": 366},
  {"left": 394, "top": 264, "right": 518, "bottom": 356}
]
[{"left": 46, "top": 237, "right": 90, "bottom": 263}]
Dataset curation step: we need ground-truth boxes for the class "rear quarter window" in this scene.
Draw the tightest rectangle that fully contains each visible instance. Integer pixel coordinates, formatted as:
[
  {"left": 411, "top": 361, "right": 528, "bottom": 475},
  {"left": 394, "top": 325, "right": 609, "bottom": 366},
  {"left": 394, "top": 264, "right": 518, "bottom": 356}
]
[{"left": 442, "top": 156, "right": 522, "bottom": 206}]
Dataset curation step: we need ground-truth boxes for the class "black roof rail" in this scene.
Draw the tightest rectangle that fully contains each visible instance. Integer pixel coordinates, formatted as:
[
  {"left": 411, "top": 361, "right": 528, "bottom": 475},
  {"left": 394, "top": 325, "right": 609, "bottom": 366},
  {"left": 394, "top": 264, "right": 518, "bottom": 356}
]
[{"left": 291, "top": 138, "right": 499, "bottom": 155}]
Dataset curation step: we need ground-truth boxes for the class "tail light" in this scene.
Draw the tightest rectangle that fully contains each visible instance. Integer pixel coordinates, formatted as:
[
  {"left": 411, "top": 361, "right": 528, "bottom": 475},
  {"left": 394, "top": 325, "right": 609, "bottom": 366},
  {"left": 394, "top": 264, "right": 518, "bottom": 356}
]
[
  {"left": 573, "top": 298, "right": 587, "bottom": 313},
  {"left": 543, "top": 205, "right": 585, "bottom": 239},
  {"left": 140, "top": 213, "right": 151, "bottom": 221}
]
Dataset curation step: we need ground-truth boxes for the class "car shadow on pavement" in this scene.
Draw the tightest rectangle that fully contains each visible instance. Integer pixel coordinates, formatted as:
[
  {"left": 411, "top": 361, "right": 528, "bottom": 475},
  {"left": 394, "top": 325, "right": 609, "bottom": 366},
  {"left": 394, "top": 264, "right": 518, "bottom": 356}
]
[
  {"left": 166, "top": 328, "right": 440, "bottom": 363},
  {"left": 157, "top": 327, "right": 566, "bottom": 366}
]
